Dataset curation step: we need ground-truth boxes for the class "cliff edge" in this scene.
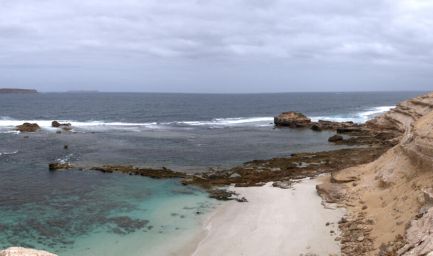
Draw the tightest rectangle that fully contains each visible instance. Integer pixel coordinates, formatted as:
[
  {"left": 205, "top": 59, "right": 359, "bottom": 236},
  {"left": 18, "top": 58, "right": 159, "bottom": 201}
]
[{"left": 319, "top": 92, "right": 433, "bottom": 255}]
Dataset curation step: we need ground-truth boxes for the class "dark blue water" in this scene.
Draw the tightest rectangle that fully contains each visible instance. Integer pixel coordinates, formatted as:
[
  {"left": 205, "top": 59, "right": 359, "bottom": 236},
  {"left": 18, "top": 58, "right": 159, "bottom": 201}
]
[
  {"left": 0, "top": 92, "right": 422, "bottom": 122},
  {"left": 0, "top": 91, "right": 425, "bottom": 255}
]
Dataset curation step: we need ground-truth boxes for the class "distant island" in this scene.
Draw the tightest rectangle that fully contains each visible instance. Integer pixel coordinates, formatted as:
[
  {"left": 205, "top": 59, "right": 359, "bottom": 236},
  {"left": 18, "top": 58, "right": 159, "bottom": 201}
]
[{"left": 0, "top": 88, "right": 38, "bottom": 94}]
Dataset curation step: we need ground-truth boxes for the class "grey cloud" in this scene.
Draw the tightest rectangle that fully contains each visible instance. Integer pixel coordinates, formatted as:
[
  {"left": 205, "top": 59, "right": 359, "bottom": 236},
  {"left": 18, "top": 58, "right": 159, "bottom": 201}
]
[{"left": 0, "top": 0, "right": 432, "bottom": 92}]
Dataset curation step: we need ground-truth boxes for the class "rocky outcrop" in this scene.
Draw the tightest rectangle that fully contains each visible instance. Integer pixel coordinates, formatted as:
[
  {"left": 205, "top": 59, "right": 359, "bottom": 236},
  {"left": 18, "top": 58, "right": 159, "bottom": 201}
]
[
  {"left": 51, "top": 121, "right": 71, "bottom": 130},
  {"left": 321, "top": 92, "right": 433, "bottom": 255},
  {"left": 398, "top": 207, "right": 433, "bottom": 256},
  {"left": 15, "top": 123, "right": 40, "bottom": 132},
  {"left": 366, "top": 92, "right": 433, "bottom": 135},
  {"left": 274, "top": 112, "right": 311, "bottom": 127},
  {"left": 274, "top": 111, "right": 363, "bottom": 131},
  {"left": 273, "top": 111, "right": 397, "bottom": 146},
  {"left": 316, "top": 120, "right": 362, "bottom": 131},
  {"left": 0, "top": 247, "right": 56, "bottom": 256},
  {"left": 48, "top": 162, "right": 74, "bottom": 170}
]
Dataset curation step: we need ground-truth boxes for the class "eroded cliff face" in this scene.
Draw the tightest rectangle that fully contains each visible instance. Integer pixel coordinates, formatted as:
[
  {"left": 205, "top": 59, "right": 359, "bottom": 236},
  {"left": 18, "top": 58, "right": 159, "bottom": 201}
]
[
  {"left": 367, "top": 92, "right": 433, "bottom": 134},
  {"left": 0, "top": 247, "right": 57, "bottom": 256},
  {"left": 321, "top": 92, "right": 433, "bottom": 256}
]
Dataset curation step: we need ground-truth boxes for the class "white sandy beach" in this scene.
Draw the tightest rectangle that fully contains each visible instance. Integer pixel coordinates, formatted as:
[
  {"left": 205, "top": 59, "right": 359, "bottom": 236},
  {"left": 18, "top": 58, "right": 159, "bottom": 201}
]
[{"left": 191, "top": 178, "right": 344, "bottom": 256}]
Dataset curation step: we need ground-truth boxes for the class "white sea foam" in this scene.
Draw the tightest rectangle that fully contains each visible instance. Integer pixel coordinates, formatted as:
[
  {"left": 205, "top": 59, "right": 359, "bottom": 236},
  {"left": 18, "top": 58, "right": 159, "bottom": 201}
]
[
  {"left": 0, "top": 117, "right": 275, "bottom": 131},
  {"left": 56, "top": 153, "right": 73, "bottom": 164},
  {"left": 173, "top": 117, "right": 274, "bottom": 128},
  {"left": 0, "top": 150, "right": 18, "bottom": 156},
  {"left": 310, "top": 106, "right": 394, "bottom": 124},
  {"left": 0, "top": 106, "right": 393, "bottom": 132}
]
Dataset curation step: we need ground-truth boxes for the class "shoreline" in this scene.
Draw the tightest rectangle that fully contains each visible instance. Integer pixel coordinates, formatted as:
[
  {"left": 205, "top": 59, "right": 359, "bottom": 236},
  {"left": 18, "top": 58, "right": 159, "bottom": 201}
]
[
  {"left": 4, "top": 92, "right": 428, "bottom": 255},
  {"left": 189, "top": 177, "right": 344, "bottom": 256}
]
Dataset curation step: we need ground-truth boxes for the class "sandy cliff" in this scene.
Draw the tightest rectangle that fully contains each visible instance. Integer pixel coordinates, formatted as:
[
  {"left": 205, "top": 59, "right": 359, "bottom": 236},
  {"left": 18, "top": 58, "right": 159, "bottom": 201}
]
[{"left": 320, "top": 92, "right": 433, "bottom": 255}]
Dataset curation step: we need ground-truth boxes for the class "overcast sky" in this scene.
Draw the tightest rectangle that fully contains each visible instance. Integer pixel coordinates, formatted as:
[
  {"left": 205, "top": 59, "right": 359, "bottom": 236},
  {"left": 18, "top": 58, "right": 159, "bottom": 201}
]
[{"left": 0, "top": 0, "right": 432, "bottom": 92}]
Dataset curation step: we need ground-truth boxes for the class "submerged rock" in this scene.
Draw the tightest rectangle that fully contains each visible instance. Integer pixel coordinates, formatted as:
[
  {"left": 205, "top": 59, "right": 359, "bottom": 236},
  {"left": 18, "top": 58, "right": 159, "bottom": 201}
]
[
  {"left": 328, "top": 135, "right": 343, "bottom": 142},
  {"left": 89, "top": 165, "right": 186, "bottom": 179},
  {"left": 0, "top": 247, "right": 57, "bottom": 256},
  {"left": 15, "top": 123, "right": 40, "bottom": 132},
  {"left": 274, "top": 112, "right": 311, "bottom": 127},
  {"left": 208, "top": 189, "right": 237, "bottom": 201}
]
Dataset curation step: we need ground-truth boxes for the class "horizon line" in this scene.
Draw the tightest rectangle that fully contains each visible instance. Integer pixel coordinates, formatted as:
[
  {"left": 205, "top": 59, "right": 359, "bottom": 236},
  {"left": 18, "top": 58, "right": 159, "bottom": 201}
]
[{"left": 38, "top": 89, "right": 430, "bottom": 94}]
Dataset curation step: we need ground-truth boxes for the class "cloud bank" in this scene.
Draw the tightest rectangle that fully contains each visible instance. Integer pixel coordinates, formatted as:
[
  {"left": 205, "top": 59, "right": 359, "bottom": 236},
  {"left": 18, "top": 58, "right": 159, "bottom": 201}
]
[{"left": 0, "top": 0, "right": 432, "bottom": 92}]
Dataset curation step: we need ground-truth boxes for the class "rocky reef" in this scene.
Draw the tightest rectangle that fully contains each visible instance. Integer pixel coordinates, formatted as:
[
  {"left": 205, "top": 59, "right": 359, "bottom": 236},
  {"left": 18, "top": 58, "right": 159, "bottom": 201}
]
[
  {"left": 0, "top": 247, "right": 56, "bottom": 256},
  {"left": 317, "top": 92, "right": 433, "bottom": 255},
  {"left": 51, "top": 146, "right": 389, "bottom": 201},
  {"left": 46, "top": 104, "right": 404, "bottom": 204},
  {"left": 15, "top": 123, "right": 40, "bottom": 133},
  {"left": 274, "top": 111, "right": 364, "bottom": 132},
  {"left": 273, "top": 110, "right": 399, "bottom": 148}
]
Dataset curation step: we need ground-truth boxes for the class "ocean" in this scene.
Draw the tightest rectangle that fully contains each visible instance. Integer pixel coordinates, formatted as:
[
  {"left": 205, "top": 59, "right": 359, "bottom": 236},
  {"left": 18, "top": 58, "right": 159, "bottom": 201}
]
[{"left": 0, "top": 91, "right": 424, "bottom": 255}]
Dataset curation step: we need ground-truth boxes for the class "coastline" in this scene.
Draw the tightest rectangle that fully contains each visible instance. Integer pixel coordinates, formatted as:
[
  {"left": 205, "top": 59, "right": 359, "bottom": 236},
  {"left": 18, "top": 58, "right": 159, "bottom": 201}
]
[
  {"left": 189, "top": 177, "right": 344, "bottom": 256},
  {"left": 0, "top": 92, "right": 433, "bottom": 255}
]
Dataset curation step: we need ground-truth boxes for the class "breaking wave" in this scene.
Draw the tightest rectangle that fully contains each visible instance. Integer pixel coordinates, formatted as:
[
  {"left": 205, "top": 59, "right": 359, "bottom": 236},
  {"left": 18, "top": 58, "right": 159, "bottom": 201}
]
[
  {"left": 0, "top": 106, "right": 393, "bottom": 132},
  {"left": 310, "top": 106, "right": 394, "bottom": 123},
  {"left": 0, "top": 150, "right": 18, "bottom": 156}
]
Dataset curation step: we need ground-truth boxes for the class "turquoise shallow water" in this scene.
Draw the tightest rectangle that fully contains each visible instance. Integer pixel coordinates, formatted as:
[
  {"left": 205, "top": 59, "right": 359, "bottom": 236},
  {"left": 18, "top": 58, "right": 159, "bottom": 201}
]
[{"left": 0, "top": 169, "right": 215, "bottom": 255}]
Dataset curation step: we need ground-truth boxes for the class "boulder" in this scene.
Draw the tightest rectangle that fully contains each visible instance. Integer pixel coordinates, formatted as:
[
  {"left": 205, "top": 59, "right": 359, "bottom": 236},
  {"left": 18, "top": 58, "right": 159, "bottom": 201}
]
[
  {"left": 274, "top": 112, "right": 311, "bottom": 127},
  {"left": 15, "top": 123, "right": 40, "bottom": 132},
  {"left": 51, "top": 121, "right": 71, "bottom": 130},
  {"left": 328, "top": 135, "right": 343, "bottom": 142},
  {"left": 0, "top": 247, "right": 57, "bottom": 256},
  {"left": 310, "top": 124, "right": 322, "bottom": 132}
]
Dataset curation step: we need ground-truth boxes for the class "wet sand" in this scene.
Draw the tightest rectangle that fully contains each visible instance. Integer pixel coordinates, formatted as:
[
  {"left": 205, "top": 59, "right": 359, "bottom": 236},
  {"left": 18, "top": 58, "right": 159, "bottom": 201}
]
[{"left": 191, "top": 178, "right": 344, "bottom": 256}]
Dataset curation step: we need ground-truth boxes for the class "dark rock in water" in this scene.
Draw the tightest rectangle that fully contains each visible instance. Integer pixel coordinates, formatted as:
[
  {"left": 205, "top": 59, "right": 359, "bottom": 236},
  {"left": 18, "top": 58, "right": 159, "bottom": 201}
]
[
  {"left": 328, "top": 135, "right": 344, "bottom": 142},
  {"left": 208, "top": 189, "right": 237, "bottom": 201},
  {"left": 63, "top": 145, "right": 68, "bottom": 149},
  {"left": 89, "top": 165, "right": 186, "bottom": 179},
  {"left": 208, "top": 189, "right": 248, "bottom": 202},
  {"left": 52, "top": 121, "right": 72, "bottom": 130},
  {"left": 337, "top": 127, "right": 362, "bottom": 134},
  {"left": 49, "top": 162, "right": 73, "bottom": 170},
  {"left": 315, "top": 120, "right": 358, "bottom": 131},
  {"left": 274, "top": 112, "right": 311, "bottom": 127},
  {"left": 106, "top": 216, "right": 148, "bottom": 235},
  {"left": 51, "top": 121, "right": 61, "bottom": 127},
  {"left": 310, "top": 124, "right": 322, "bottom": 132},
  {"left": 15, "top": 123, "right": 40, "bottom": 132}
]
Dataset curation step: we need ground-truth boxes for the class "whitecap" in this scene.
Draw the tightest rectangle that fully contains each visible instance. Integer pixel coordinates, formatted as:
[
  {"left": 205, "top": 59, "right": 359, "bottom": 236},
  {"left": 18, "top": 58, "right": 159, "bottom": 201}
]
[
  {"left": 0, "top": 150, "right": 19, "bottom": 156},
  {"left": 311, "top": 106, "right": 394, "bottom": 123},
  {"left": 171, "top": 117, "right": 274, "bottom": 128}
]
